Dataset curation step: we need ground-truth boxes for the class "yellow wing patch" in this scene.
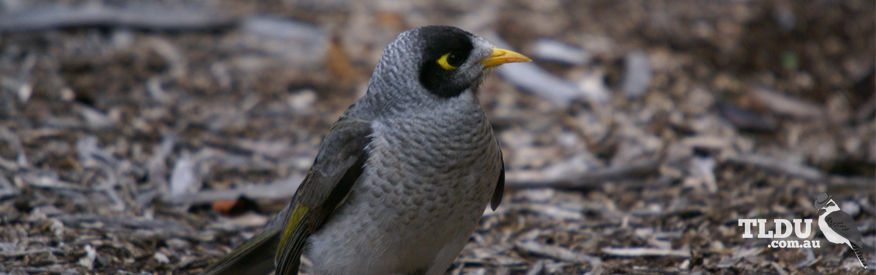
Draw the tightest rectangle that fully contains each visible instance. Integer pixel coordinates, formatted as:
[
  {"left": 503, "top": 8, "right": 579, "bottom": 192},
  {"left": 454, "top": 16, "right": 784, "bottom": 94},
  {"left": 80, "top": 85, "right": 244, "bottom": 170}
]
[{"left": 278, "top": 204, "right": 309, "bottom": 252}]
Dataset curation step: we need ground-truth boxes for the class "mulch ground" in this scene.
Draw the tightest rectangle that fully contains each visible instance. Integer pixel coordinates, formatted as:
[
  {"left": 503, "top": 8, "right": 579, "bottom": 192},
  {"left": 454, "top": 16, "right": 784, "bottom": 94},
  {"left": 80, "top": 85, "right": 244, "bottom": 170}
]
[{"left": 0, "top": 0, "right": 873, "bottom": 274}]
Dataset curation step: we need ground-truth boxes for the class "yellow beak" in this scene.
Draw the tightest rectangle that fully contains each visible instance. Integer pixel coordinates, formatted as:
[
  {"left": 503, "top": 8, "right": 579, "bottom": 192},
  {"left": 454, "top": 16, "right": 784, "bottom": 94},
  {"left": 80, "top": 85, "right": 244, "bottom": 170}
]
[{"left": 480, "top": 48, "right": 532, "bottom": 68}]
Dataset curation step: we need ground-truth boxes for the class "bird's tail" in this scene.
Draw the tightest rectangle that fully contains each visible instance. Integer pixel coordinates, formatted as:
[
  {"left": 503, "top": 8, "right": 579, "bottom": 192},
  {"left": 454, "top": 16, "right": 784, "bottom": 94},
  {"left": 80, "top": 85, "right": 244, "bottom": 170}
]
[
  {"left": 200, "top": 229, "right": 280, "bottom": 275},
  {"left": 849, "top": 242, "right": 869, "bottom": 270}
]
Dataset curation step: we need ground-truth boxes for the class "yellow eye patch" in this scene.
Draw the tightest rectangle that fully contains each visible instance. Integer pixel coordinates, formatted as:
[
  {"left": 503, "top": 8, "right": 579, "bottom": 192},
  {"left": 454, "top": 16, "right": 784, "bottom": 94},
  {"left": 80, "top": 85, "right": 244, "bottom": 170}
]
[{"left": 437, "top": 53, "right": 458, "bottom": 70}]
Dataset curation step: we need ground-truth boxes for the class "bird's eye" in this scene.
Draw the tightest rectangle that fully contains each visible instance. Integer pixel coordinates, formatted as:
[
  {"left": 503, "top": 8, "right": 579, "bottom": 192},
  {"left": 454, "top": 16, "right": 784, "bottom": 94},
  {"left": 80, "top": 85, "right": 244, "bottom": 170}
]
[{"left": 437, "top": 52, "right": 465, "bottom": 70}]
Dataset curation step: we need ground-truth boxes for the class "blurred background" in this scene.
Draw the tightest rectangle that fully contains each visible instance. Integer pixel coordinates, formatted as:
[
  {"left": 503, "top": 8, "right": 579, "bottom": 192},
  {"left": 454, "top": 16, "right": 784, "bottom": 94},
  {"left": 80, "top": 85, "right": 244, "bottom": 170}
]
[{"left": 0, "top": 0, "right": 873, "bottom": 273}]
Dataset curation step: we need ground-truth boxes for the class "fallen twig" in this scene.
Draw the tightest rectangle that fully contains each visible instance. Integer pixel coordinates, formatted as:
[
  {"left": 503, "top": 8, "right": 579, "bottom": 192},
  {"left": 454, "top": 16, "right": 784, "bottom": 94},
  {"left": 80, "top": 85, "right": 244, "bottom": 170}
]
[
  {"left": 530, "top": 39, "right": 591, "bottom": 65},
  {"left": 19, "top": 170, "right": 88, "bottom": 191},
  {"left": 749, "top": 87, "right": 824, "bottom": 119},
  {"left": 601, "top": 247, "right": 690, "bottom": 257},
  {"left": 0, "top": 248, "right": 62, "bottom": 257},
  {"left": 723, "top": 154, "right": 822, "bottom": 181},
  {"left": 53, "top": 214, "right": 211, "bottom": 240},
  {"left": 524, "top": 260, "right": 546, "bottom": 275},
  {"left": 484, "top": 33, "right": 609, "bottom": 106},
  {"left": 724, "top": 154, "right": 875, "bottom": 192},
  {"left": 516, "top": 240, "right": 602, "bottom": 266},
  {"left": 161, "top": 175, "right": 304, "bottom": 205},
  {"left": 505, "top": 159, "right": 660, "bottom": 189},
  {"left": 504, "top": 204, "right": 584, "bottom": 220},
  {"left": 56, "top": 214, "right": 189, "bottom": 231},
  {"left": 0, "top": 3, "right": 236, "bottom": 32}
]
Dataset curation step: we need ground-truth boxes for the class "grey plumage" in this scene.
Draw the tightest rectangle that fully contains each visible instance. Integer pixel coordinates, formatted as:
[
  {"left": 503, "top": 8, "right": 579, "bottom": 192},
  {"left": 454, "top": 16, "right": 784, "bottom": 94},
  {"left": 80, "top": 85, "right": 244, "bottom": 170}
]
[{"left": 202, "top": 25, "right": 528, "bottom": 275}]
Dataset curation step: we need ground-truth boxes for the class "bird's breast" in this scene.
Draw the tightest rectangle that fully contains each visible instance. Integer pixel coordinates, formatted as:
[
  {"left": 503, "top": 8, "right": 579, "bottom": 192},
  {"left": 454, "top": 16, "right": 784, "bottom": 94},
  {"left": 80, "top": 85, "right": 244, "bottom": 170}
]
[
  {"left": 360, "top": 110, "right": 499, "bottom": 233},
  {"left": 365, "top": 108, "right": 499, "bottom": 192},
  {"left": 304, "top": 107, "right": 501, "bottom": 273}
]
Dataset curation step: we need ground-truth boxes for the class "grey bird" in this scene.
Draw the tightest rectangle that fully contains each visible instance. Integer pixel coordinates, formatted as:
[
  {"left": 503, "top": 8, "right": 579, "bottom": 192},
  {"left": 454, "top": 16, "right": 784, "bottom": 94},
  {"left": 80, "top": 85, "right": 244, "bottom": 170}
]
[
  {"left": 201, "top": 25, "right": 531, "bottom": 275},
  {"left": 815, "top": 193, "right": 868, "bottom": 269}
]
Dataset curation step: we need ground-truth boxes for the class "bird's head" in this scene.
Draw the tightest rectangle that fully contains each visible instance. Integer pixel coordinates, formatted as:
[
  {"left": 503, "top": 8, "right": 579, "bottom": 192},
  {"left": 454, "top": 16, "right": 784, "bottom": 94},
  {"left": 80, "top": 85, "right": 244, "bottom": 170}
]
[
  {"left": 369, "top": 26, "right": 531, "bottom": 100},
  {"left": 814, "top": 193, "right": 842, "bottom": 213}
]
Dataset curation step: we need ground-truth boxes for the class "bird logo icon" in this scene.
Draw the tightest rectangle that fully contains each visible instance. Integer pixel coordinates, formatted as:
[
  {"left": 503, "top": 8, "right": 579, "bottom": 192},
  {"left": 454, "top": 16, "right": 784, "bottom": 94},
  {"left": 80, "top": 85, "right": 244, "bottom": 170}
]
[{"left": 815, "top": 193, "right": 868, "bottom": 269}]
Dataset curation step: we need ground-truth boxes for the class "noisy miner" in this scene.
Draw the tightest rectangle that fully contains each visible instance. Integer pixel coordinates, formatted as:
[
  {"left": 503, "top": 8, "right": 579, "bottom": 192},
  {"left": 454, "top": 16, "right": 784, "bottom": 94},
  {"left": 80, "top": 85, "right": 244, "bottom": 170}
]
[{"left": 201, "top": 25, "right": 531, "bottom": 275}]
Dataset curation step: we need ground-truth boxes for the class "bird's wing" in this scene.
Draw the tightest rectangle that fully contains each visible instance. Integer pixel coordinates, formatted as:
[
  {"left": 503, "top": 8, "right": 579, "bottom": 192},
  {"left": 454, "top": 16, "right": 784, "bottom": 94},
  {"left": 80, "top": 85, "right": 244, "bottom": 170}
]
[
  {"left": 490, "top": 138, "right": 504, "bottom": 210},
  {"left": 274, "top": 117, "right": 372, "bottom": 275},
  {"left": 199, "top": 226, "right": 280, "bottom": 275},
  {"left": 825, "top": 211, "right": 865, "bottom": 245},
  {"left": 200, "top": 117, "right": 371, "bottom": 275}
]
